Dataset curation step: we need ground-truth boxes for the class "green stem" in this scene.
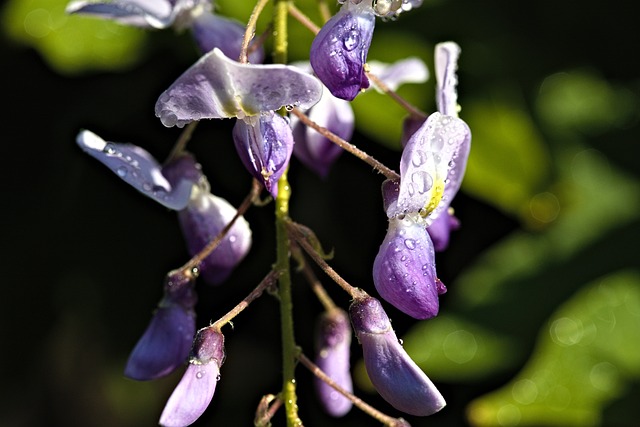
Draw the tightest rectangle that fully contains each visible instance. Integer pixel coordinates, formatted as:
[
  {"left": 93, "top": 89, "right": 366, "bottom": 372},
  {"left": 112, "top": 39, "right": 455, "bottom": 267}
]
[{"left": 273, "top": 2, "right": 299, "bottom": 425}]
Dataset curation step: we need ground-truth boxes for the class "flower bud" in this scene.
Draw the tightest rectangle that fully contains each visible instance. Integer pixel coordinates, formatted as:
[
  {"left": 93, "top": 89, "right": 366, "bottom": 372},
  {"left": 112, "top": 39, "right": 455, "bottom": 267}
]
[
  {"left": 310, "top": 1, "right": 375, "bottom": 100},
  {"left": 178, "top": 186, "right": 252, "bottom": 285},
  {"left": 349, "top": 295, "right": 445, "bottom": 416},
  {"left": 232, "top": 112, "right": 294, "bottom": 197},
  {"left": 373, "top": 215, "right": 445, "bottom": 319},
  {"left": 314, "top": 309, "right": 353, "bottom": 417},
  {"left": 159, "top": 327, "right": 225, "bottom": 427}
]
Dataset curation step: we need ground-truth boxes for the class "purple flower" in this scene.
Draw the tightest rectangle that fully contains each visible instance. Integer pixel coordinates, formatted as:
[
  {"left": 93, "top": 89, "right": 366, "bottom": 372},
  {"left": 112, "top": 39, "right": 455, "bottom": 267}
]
[
  {"left": 310, "top": 1, "right": 375, "bottom": 100},
  {"left": 349, "top": 295, "right": 445, "bottom": 416},
  {"left": 75, "top": 130, "right": 198, "bottom": 210},
  {"left": 155, "top": 48, "right": 322, "bottom": 128},
  {"left": 232, "top": 112, "right": 294, "bottom": 197},
  {"left": 160, "top": 326, "right": 225, "bottom": 427},
  {"left": 373, "top": 215, "right": 446, "bottom": 319},
  {"left": 178, "top": 185, "right": 252, "bottom": 285},
  {"left": 314, "top": 309, "right": 353, "bottom": 417},
  {"left": 125, "top": 269, "right": 197, "bottom": 380},
  {"left": 66, "top": 0, "right": 264, "bottom": 61}
]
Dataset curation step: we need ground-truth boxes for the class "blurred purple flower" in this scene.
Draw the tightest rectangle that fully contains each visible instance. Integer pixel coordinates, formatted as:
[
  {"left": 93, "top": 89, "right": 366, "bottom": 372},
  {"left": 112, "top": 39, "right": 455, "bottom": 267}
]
[
  {"left": 349, "top": 295, "right": 445, "bottom": 416},
  {"left": 314, "top": 309, "right": 353, "bottom": 417},
  {"left": 160, "top": 326, "right": 225, "bottom": 427},
  {"left": 426, "top": 208, "right": 460, "bottom": 252}
]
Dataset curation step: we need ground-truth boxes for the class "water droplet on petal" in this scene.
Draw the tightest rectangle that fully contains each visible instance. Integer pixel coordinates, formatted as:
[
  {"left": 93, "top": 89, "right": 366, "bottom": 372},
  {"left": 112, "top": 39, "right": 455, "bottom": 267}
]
[
  {"left": 343, "top": 29, "right": 360, "bottom": 51},
  {"left": 103, "top": 143, "right": 116, "bottom": 155},
  {"left": 196, "top": 371, "right": 205, "bottom": 379},
  {"left": 411, "top": 149, "right": 428, "bottom": 167},
  {"left": 404, "top": 238, "right": 416, "bottom": 250},
  {"left": 116, "top": 166, "right": 128, "bottom": 177},
  {"left": 411, "top": 171, "right": 433, "bottom": 194}
]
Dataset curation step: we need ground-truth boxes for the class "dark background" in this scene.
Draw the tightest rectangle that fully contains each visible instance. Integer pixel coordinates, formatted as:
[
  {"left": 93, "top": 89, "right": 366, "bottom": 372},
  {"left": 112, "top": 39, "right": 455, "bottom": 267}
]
[{"left": 2, "top": 0, "right": 639, "bottom": 426}]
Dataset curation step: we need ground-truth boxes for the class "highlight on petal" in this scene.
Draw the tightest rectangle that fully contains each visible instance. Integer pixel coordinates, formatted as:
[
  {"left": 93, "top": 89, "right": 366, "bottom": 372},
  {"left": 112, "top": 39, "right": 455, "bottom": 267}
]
[
  {"left": 178, "top": 186, "right": 252, "bottom": 285},
  {"left": 314, "top": 309, "right": 353, "bottom": 417},
  {"left": 66, "top": 0, "right": 174, "bottom": 28},
  {"left": 373, "top": 215, "right": 444, "bottom": 319},
  {"left": 310, "top": 1, "right": 375, "bottom": 100},
  {"left": 155, "top": 48, "right": 323, "bottom": 127},
  {"left": 76, "top": 130, "right": 196, "bottom": 210},
  {"left": 435, "top": 41, "right": 461, "bottom": 117},
  {"left": 349, "top": 295, "right": 446, "bottom": 416},
  {"left": 190, "top": 13, "right": 264, "bottom": 63},
  {"left": 389, "top": 112, "right": 470, "bottom": 221},
  {"left": 291, "top": 88, "right": 354, "bottom": 178},
  {"left": 124, "top": 304, "right": 196, "bottom": 380},
  {"left": 367, "top": 57, "right": 429, "bottom": 93},
  {"left": 232, "top": 113, "right": 294, "bottom": 197},
  {"left": 159, "top": 327, "right": 225, "bottom": 427}
]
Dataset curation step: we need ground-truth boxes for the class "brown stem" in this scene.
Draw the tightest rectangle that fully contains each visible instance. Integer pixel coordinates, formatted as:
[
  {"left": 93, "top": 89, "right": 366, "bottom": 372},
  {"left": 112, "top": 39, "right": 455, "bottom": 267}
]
[
  {"left": 239, "top": 0, "right": 270, "bottom": 63},
  {"left": 288, "top": 4, "right": 320, "bottom": 34},
  {"left": 365, "top": 70, "right": 428, "bottom": 120},
  {"left": 290, "top": 108, "right": 399, "bottom": 180},
  {"left": 291, "top": 242, "right": 337, "bottom": 312}
]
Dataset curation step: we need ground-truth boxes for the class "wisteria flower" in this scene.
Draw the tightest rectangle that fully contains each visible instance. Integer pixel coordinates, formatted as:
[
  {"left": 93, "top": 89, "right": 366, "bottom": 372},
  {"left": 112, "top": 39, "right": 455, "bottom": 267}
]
[
  {"left": 349, "top": 294, "right": 445, "bottom": 416},
  {"left": 159, "top": 326, "right": 225, "bottom": 427},
  {"left": 125, "top": 269, "right": 197, "bottom": 380},
  {"left": 314, "top": 309, "right": 353, "bottom": 417},
  {"left": 66, "top": 0, "right": 263, "bottom": 62}
]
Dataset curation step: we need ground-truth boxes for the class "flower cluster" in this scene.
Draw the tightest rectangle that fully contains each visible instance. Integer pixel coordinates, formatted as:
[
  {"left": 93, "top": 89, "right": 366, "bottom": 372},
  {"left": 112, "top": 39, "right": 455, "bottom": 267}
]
[{"left": 69, "top": 0, "right": 471, "bottom": 426}]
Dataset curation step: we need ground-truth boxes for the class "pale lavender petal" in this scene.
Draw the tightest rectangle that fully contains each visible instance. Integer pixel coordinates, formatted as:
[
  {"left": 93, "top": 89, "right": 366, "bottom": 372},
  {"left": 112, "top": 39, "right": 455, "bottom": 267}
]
[
  {"left": 373, "top": 216, "right": 444, "bottom": 319},
  {"left": 310, "top": 2, "right": 375, "bottom": 101},
  {"left": 155, "top": 48, "right": 323, "bottom": 127},
  {"left": 160, "top": 152, "right": 203, "bottom": 191},
  {"left": 190, "top": 13, "right": 264, "bottom": 63},
  {"left": 292, "top": 90, "right": 354, "bottom": 177},
  {"left": 232, "top": 113, "right": 294, "bottom": 197},
  {"left": 367, "top": 58, "right": 429, "bottom": 93},
  {"left": 178, "top": 188, "right": 252, "bottom": 285},
  {"left": 314, "top": 309, "right": 353, "bottom": 417},
  {"left": 65, "top": 0, "right": 173, "bottom": 28},
  {"left": 435, "top": 42, "right": 461, "bottom": 117},
  {"left": 427, "top": 209, "right": 460, "bottom": 252},
  {"left": 349, "top": 296, "right": 446, "bottom": 416},
  {"left": 159, "top": 327, "right": 225, "bottom": 427},
  {"left": 389, "top": 112, "right": 470, "bottom": 221},
  {"left": 124, "top": 304, "right": 195, "bottom": 380},
  {"left": 76, "top": 130, "right": 195, "bottom": 210}
]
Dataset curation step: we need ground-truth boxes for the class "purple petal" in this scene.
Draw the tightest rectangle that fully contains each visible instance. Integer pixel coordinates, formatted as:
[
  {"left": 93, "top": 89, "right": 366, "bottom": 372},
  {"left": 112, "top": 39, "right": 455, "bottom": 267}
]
[
  {"left": 349, "top": 296, "right": 445, "bottom": 416},
  {"left": 367, "top": 58, "right": 429, "bottom": 93},
  {"left": 66, "top": 0, "right": 174, "bottom": 28},
  {"left": 124, "top": 304, "right": 196, "bottom": 381},
  {"left": 178, "top": 188, "right": 252, "bottom": 285},
  {"left": 373, "top": 216, "right": 444, "bottom": 319},
  {"left": 401, "top": 115, "right": 426, "bottom": 149},
  {"left": 314, "top": 309, "right": 353, "bottom": 417},
  {"left": 389, "top": 112, "right": 470, "bottom": 221},
  {"left": 292, "top": 90, "right": 354, "bottom": 177},
  {"left": 232, "top": 113, "right": 294, "bottom": 197},
  {"left": 435, "top": 42, "right": 461, "bottom": 117},
  {"left": 310, "top": 2, "right": 375, "bottom": 101},
  {"left": 155, "top": 48, "right": 323, "bottom": 127},
  {"left": 159, "top": 327, "right": 225, "bottom": 427},
  {"left": 190, "top": 13, "right": 264, "bottom": 63},
  {"left": 381, "top": 178, "right": 400, "bottom": 215},
  {"left": 160, "top": 152, "right": 204, "bottom": 192},
  {"left": 76, "top": 130, "right": 195, "bottom": 210},
  {"left": 427, "top": 209, "right": 460, "bottom": 252}
]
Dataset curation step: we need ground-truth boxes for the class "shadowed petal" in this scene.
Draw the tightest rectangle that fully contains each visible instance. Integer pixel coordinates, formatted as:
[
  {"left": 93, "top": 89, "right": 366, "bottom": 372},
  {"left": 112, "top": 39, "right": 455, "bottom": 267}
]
[
  {"left": 373, "top": 216, "right": 445, "bottom": 319},
  {"left": 427, "top": 208, "right": 460, "bottom": 252},
  {"left": 76, "top": 130, "right": 196, "bottom": 210},
  {"left": 310, "top": 2, "right": 375, "bottom": 100},
  {"left": 155, "top": 48, "right": 323, "bottom": 127},
  {"left": 190, "top": 13, "right": 264, "bottom": 63},
  {"left": 349, "top": 295, "right": 445, "bottom": 416},
  {"left": 314, "top": 309, "right": 353, "bottom": 417}
]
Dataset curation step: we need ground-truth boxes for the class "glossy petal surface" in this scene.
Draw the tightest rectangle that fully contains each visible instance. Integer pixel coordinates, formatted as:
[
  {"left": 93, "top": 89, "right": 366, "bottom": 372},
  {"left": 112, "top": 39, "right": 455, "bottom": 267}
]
[
  {"left": 178, "top": 187, "right": 252, "bottom": 285},
  {"left": 350, "top": 296, "right": 445, "bottom": 416},
  {"left": 373, "top": 216, "right": 444, "bottom": 319},
  {"left": 155, "top": 48, "right": 323, "bottom": 127},
  {"left": 76, "top": 130, "right": 195, "bottom": 210},
  {"left": 310, "top": 2, "right": 375, "bottom": 100}
]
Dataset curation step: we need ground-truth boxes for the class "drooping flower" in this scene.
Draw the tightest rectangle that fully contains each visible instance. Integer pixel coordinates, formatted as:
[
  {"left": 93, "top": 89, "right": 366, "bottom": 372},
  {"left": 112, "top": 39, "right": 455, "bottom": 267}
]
[
  {"left": 349, "top": 294, "right": 445, "bottom": 416},
  {"left": 310, "top": 1, "right": 375, "bottom": 100},
  {"left": 125, "top": 269, "right": 197, "bottom": 380},
  {"left": 76, "top": 130, "right": 252, "bottom": 285},
  {"left": 66, "top": 0, "right": 263, "bottom": 62},
  {"left": 159, "top": 326, "right": 225, "bottom": 427},
  {"left": 314, "top": 309, "right": 353, "bottom": 417}
]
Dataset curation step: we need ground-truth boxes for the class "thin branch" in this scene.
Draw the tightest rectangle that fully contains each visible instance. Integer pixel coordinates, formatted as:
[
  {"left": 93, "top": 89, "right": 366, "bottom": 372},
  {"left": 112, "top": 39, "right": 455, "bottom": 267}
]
[
  {"left": 165, "top": 121, "right": 198, "bottom": 163},
  {"left": 365, "top": 70, "right": 428, "bottom": 120},
  {"left": 291, "top": 242, "right": 337, "bottom": 312},
  {"left": 239, "top": 0, "right": 270, "bottom": 63},
  {"left": 288, "top": 3, "right": 320, "bottom": 34}
]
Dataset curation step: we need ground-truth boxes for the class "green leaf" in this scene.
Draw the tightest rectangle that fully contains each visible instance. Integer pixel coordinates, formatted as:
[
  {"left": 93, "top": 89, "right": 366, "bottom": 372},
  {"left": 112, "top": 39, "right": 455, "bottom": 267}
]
[
  {"left": 466, "top": 270, "right": 640, "bottom": 427},
  {"left": 2, "top": 0, "right": 146, "bottom": 74}
]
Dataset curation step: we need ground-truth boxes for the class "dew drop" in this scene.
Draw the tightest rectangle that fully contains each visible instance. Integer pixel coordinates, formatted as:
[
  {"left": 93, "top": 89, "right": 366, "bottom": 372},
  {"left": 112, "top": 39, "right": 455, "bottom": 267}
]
[
  {"left": 411, "top": 149, "right": 428, "bottom": 167},
  {"left": 103, "top": 143, "right": 116, "bottom": 155},
  {"left": 196, "top": 371, "right": 205, "bottom": 379},
  {"left": 161, "top": 111, "right": 178, "bottom": 128},
  {"left": 411, "top": 171, "right": 433, "bottom": 194},
  {"left": 216, "top": 374, "right": 221, "bottom": 381},
  {"left": 116, "top": 166, "right": 128, "bottom": 177},
  {"left": 343, "top": 29, "right": 360, "bottom": 51},
  {"left": 404, "top": 238, "right": 416, "bottom": 250},
  {"left": 400, "top": 255, "right": 407, "bottom": 262},
  {"left": 142, "top": 182, "right": 152, "bottom": 192}
]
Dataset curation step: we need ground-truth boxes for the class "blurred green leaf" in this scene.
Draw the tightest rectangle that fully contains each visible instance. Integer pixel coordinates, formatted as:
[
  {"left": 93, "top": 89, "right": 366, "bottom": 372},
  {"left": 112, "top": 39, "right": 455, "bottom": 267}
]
[
  {"left": 2, "top": 0, "right": 146, "bottom": 74},
  {"left": 466, "top": 270, "right": 640, "bottom": 427}
]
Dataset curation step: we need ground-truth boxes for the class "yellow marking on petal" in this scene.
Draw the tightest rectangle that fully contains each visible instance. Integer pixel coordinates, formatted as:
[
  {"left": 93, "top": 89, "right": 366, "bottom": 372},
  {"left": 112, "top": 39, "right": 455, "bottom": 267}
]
[{"left": 420, "top": 180, "right": 445, "bottom": 218}]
